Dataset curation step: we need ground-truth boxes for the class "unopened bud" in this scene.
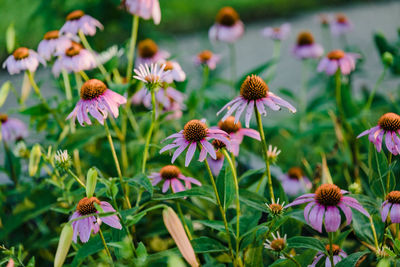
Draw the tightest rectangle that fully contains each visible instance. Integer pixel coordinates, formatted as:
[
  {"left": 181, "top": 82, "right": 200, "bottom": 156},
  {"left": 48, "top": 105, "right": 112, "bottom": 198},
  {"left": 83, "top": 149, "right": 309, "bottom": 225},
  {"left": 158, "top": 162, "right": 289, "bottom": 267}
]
[
  {"left": 349, "top": 182, "right": 362, "bottom": 194},
  {"left": 86, "top": 168, "right": 98, "bottom": 198},
  {"left": 382, "top": 52, "right": 394, "bottom": 66},
  {"left": 29, "top": 144, "right": 41, "bottom": 176},
  {"left": 54, "top": 224, "right": 73, "bottom": 267}
]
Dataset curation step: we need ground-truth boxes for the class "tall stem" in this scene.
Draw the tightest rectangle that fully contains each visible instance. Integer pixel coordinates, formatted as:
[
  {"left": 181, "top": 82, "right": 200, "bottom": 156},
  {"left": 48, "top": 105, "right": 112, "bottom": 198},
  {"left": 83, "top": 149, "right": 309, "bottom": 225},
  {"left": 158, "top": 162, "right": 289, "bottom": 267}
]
[
  {"left": 98, "top": 228, "right": 113, "bottom": 264},
  {"left": 229, "top": 43, "right": 236, "bottom": 90},
  {"left": 61, "top": 70, "right": 72, "bottom": 100},
  {"left": 67, "top": 169, "right": 86, "bottom": 189},
  {"left": 104, "top": 121, "right": 131, "bottom": 209},
  {"left": 335, "top": 69, "right": 344, "bottom": 119},
  {"left": 176, "top": 201, "right": 193, "bottom": 240},
  {"left": 365, "top": 66, "right": 388, "bottom": 110},
  {"left": 79, "top": 70, "right": 89, "bottom": 81},
  {"left": 141, "top": 89, "right": 156, "bottom": 173},
  {"left": 283, "top": 252, "right": 301, "bottom": 267},
  {"left": 328, "top": 232, "right": 334, "bottom": 267},
  {"left": 254, "top": 107, "right": 275, "bottom": 202},
  {"left": 386, "top": 153, "right": 392, "bottom": 194},
  {"left": 369, "top": 216, "right": 379, "bottom": 250},
  {"left": 126, "top": 15, "right": 140, "bottom": 82}
]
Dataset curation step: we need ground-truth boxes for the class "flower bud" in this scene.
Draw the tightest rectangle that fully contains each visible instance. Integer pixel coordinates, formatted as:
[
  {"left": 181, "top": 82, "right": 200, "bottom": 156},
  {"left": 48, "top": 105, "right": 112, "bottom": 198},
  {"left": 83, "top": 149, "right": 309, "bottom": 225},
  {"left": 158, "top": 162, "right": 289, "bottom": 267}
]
[
  {"left": 162, "top": 207, "right": 198, "bottom": 267},
  {"left": 54, "top": 150, "right": 72, "bottom": 172},
  {"left": 54, "top": 224, "right": 73, "bottom": 267},
  {"left": 349, "top": 182, "right": 362, "bottom": 194},
  {"left": 382, "top": 52, "right": 394, "bottom": 66},
  {"left": 86, "top": 168, "right": 98, "bottom": 198},
  {"left": 29, "top": 144, "right": 41, "bottom": 176}
]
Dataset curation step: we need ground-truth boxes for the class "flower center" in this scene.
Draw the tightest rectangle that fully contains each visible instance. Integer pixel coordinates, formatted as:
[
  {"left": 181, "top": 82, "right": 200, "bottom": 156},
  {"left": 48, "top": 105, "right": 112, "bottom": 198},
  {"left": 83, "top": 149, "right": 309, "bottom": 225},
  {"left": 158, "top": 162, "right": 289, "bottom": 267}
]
[
  {"left": 138, "top": 39, "right": 158, "bottom": 58},
  {"left": 273, "top": 27, "right": 281, "bottom": 33},
  {"left": 66, "top": 10, "right": 85, "bottom": 21},
  {"left": 319, "top": 14, "right": 329, "bottom": 25},
  {"left": 77, "top": 197, "right": 100, "bottom": 215},
  {"left": 144, "top": 74, "right": 160, "bottom": 84},
  {"left": 198, "top": 50, "right": 213, "bottom": 62},
  {"left": 13, "top": 47, "right": 29, "bottom": 60},
  {"left": 378, "top": 113, "right": 400, "bottom": 132},
  {"left": 387, "top": 191, "right": 400, "bottom": 204},
  {"left": 315, "top": 184, "right": 342, "bottom": 206},
  {"left": 44, "top": 30, "right": 59, "bottom": 40},
  {"left": 160, "top": 165, "right": 180, "bottom": 180},
  {"left": 268, "top": 203, "right": 283, "bottom": 215},
  {"left": 288, "top": 167, "right": 303, "bottom": 180},
  {"left": 240, "top": 75, "right": 268, "bottom": 101},
  {"left": 80, "top": 79, "right": 107, "bottom": 100},
  {"left": 164, "top": 61, "right": 174, "bottom": 71},
  {"left": 325, "top": 244, "right": 341, "bottom": 256},
  {"left": 270, "top": 238, "right": 285, "bottom": 252},
  {"left": 0, "top": 114, "right": 8, "bottom": 123},
  {"left": 183, "top": 120, "right": 208, "bottom": 143},
  {"left": 216, "top": 7, "right": 239, "bottom": 26},
  {"left": 336, "top": 13, "right": 348, "bottom": 24},
  {"left": 212, "top": 139, "right": 226, "bottom": 150},
  {"left": 327, "top": 50, "right": 345, "bottom": 60},
  {"left": 218, "top": 116, "right": 241, "bottom": 134},
  {"left": 296, "top": 31, "right": 315, "bottom": 46},
  {"left": 65, "top": 42, "right": 83, "bottom": 57},
  {"left": 216, "top": 151, "right": 224, "bottom": 160}
]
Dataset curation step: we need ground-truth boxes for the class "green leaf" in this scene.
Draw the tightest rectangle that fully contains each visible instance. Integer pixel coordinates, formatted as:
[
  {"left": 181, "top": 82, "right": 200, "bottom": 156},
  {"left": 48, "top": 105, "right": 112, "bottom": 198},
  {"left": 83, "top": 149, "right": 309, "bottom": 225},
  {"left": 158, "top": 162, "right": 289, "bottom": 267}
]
[
  {"left": 26, "top": 257, "right": 35, "bottom": 267},
  {"left": 0, "top": 81, "right": 11, "bottom": 108},
  {"left": 127, "top": 173, "right": 153, "bottom": 196},
  {"left": 152, "top": 186, "right": 215, "bottom": 202},
  {"left": 192, "top": 237, "right": 228, "bottom": 253},
  {"left": 72, "top": 232, "right": 112, "bottom": 265},
  {"left": 270, "top": 249, "right": 317, "bottom": 267},
  {"left": 194, "top": 220, "right": 234, "bottom": 233},
  {"left": 287, "top": 236, "right": 326, "bottom": 252},
  {"left": 244, "top": 245, "right": 263, "bottom": 267},
  {"left": 238, "top": 189, "right": 269, "bottom": 212},
  {"left": 336, "top": 251, "right": 369, "bottom": 267},
  {"left": 216, "top": 162, "right": 235, "bottom": 210},
  {"left": 6, "top": 23, "right": 15, "bottom": 53},
  {"left": 334, "top": 229, "right": 352, "bottom": 246},
  {"left": 136, "top": 242, "right": 148, "bottom": 267}
]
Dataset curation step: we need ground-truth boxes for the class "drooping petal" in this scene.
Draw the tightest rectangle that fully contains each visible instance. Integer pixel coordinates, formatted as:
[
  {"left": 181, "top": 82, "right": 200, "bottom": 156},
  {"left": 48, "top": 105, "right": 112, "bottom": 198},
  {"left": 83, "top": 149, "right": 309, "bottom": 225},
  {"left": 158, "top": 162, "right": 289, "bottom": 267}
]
[
  {"left": 245, "top": 100, "right": 254, "bottom": 128},
  {"left": 185, "top": 142, "right": 197, "bottom": 167},
  {"left": 390, "top": 203, "right": 400, "bottom": 223},
  {"left": 171, "top": 142, "right": 189, "bottom": 163},
  {"left": 341, "top": 197, "right": 370, "bottom": 217},
  {"left": 162, "top": 180, "right": 171, "bottom": 193},
  {"left": 381, "top": 201, "right": 391, "bottom": 222},
  {"left": 338, "top": 202, "right": 353, "bottom": 225},
  {"left": 201, "top": 139, "right": 217, "bottom": 159},
  {"left": 324, "top": 206, "right": 341, "bottom": 232}
]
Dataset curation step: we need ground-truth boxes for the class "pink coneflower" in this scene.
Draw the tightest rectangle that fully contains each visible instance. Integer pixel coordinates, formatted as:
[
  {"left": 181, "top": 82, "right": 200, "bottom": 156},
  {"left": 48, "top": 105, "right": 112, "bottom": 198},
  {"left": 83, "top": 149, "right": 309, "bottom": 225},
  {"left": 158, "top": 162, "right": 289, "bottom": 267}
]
[
  {"left": 67, "top": 79, "right": 127, "bottom": 126},
  {"left": 279, "top": 167, "right": 312, "bottom": 197},
  {"left": 285, "top": 184, "right": 369, "bottom": 232},
  {"left": 135, "top": 39, "right": 170, "bottom": 67},
  {"left": 124, "top": 0, "right": 161, "bottom": 25},
  {"left": 217, "top": 116, "right": 260, "bottom": 156},
  {"left": 209, "top": 7, "right": 244, "bottom": 43},
  {"left": 162, "top": 60, "right": 186, "bottom": 83},
  {"left": 37, "top": 30, "right": 72, "bottom": 61},
  {"left": 60, "top": 10, "right": 103, "bottom": 36},
  {"left": 381, "top": 191, "right": 400, "bottom": 223},
  {"left": 261, "top": 23, "right": 291, "bottom": 41},
  {"left": 207, "top": 150, "right": 225, "bottom": 176},
  {"left": 52, "top": 42, "right": 97, "bottom": 77},
  {"left": 293, "top": 31, "right": 324, "bottom": 60},
  {"left": 0, "top": 114, "right": 28, "bottom": 143},
  {"left": 317, "top": 14, "right": 331, "bottom": 27},
  {"left": 217, "top": 75, "right": 296, "bottom": 128},
  {"left": 70, "top": 197, "right": 121, "bottom": 243},
  {"left": 160, "top": 119, "right": 231, "bottom": 167},
  {"left": 149, "top": 165, "right": 201, "bottom": 193},
  {"left": 357, "top": 113, "right": 400, "bottom": 155},
  {"left": 310, "top": 244, "right": 347, "bottom": 266},
  {"left": 317, "top": 49, "right": 359, "bottom": 76},
  {"left": 194, "top": 50, "right": 221, "bottom": 70},
  {"left": 2, "top": 47, "right": 46, "bottom": 75},
  {"left": 330, "top": 13, "right": 352, "bottom": 36},
  {"left": 133, "top": 63, "right": 169, "bottom": 90}
]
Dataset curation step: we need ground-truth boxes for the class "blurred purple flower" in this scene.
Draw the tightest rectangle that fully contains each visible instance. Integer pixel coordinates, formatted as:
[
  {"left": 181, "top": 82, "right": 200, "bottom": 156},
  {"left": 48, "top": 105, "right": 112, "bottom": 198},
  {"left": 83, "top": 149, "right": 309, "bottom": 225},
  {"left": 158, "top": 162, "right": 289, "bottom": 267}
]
[
  {"left": 194, "top": 50, "right": 221, "bottom": 70},
  {"left": 382, "top": 191, "right": 400, "bottom": 223},
  {"left": 293, "top": 31, "right": 324, "bottom": 60},
  {"left": 279, "top": 167, "right": 312, "bottom": 197},
  {"left": 135, "top": 39, "right": 169, "bottom": 67},
  {"left": 209, "top": 7, "right": 244, "bottom": 43},
  {"left": 2, "top": 47, "right": 45, "bottom": 75},
  {"left": 149, "top": 165, "right": 201, "bottom": 193},
  {"left": 0, "top": 114, "right": 28, "bottom": 143},
  {"left": 37, "top": 30, "right": 73, "bottom": 61},
  {"left": 310, "top": 244, "right": 347, "bottom": 266},
  {"left": 261, "top": 23, "right": 291, "bottom": 41},
  {"left": 317, "top": 49, "right": 359, "bottom": 76},
  {"left": 161, "top": 60, "right": 186, "bottom": 83},
  {"left": 330, "top": 13, "right": 353, "bottom": 36},
  {"left": 124, "top": 0, "right": 161, "bottom": 25},
  {"left": 60, "top": 10, "right": 103, "bottom": 36}
]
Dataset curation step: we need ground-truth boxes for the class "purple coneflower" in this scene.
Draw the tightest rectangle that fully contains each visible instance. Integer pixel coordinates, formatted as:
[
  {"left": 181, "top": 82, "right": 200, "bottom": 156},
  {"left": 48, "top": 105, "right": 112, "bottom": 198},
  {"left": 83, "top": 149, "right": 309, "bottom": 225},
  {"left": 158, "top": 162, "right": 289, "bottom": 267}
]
[
  {"left": 133, "top": 63, "right": 169, "bottom": 89},
  {"left": 70, "top": 197, "right": 121, "bottom": 243},
  {"left": 310, "top": 244, "right": 347, "bottom": 266},
  {"left": 381, "top": 191, "right": 400, "bottom": 223},
  {"left": 293, "top": 31, "right": 324, "bottom": 60},
  {"left": 66, "top": 79, "right": 127, "bottom": 126},
  {"left": 124, "top": 0, "right": 161, "bottom": 25},
  {"left": 162, "top": 60, "right": 186, "bottom": 83},
  {"left": 135, "top": 39, "right": 169, "bottom": 67},
  {"left": 194, "top": 50, "right": 221, "bottom": 70},
  {"left": 330, "top": 13, "right": 352, "bottom": 36},
  {"left": 285, "top": 184, "right": 369, "bottom": 232},
  {"left": 60, "top": 10, "right": 103, "bottom": 36},
  {"left": 357, "top": 113, "right": 400, "bottom": 155},
  {"left": 160, "top": 119, "right": 230, "bottom": 167},
  {"left": 149, "top": 165, "right": 201, "bottom": 193},
  {"left": 37, "top": 30, "right": 72, "bottom": 61},
  {"left": 279, "top": 167, "right": 312, "bottom": 197},
  {"left": 217, "top": 75, "right": 296, "bottom": 128},
  {"left": 261, "top": 23, "right": 291, "bottom": 41},
  {"left": 2, "top": 47, "right": 46, "bottom": 75},
  {"left": 317, "top": 49, "right": 359, "bottom": 76},
  {"left": 209, "top": 7, "right": 244, "bottom": 43},
  {"left": 52, "top": 42, "right": 97, "bottom": 77},
  {"left": 0, "top": 114, "right": 28, "bottom": 143}
]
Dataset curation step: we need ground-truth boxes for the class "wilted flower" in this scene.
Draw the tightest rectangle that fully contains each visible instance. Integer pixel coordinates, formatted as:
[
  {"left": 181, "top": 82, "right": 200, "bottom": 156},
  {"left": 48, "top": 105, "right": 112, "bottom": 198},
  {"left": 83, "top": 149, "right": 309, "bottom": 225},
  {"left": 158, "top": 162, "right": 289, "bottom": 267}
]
[
  {"left": 209, "top": 7, "right": 244, "bottom": 43},
  {"left": 54, "top": 150, "right": 72, "bottom": 172},
  {"left": 149, "top": 165, "right": 201, "bottom": 193},
  {"left": 124, "top": 0, "right": 161, "bottom": 25},
  {"left": 264, "top": 232, "right": 287, "bottom": 252},
  {"left": 0, "top": 114, "right": 28, "bottom": 143},
  {"left": 194, "top": 50, "right": 221, "bottom": 70},
  {"left": 133, "top": 63, "right": 169, "bottom": 90},
  {"left": 330, "top": 13, "right": 352, "bottom": 36},
  {"left": 162, "top": 60, "right": 186, "bottom": 83},
  {"left": 136, "top": 39, "right": 169, "bottom": 66},
  {"left": 310, "top": 244, "right": 347, "bottom": 266},
  {"left": 266, "top": 144, "right": 281, "bottom": 163},
  {"left": 37, "top": 30, "right": 73, "bottom": 61},
  {"left": 160, "top": 119, "right": 230, "bottom": 166},
  {"left": 317, "top": 49, "right": 359, "bottom": 75},
  {"left": 266, "top": 198, "right": 285, "bottom": 216},
  {"left": 278, "top": 167, "right": 312, "bottom": 197},
  {"left": 2, "top": 47, "right": 46, "bottom": 75},
  {"left": 261, "top": 23, "right": 291, "bottom": 41},
  {"left": 357, "top": 113, "right": 400, "bottom": 155},
  {"left": 66, "top": 79, "right": 127, "bottom": 126},
  {"left": 293, "top": 31, "right": 324, "bottom": 59},
  {"left": 60, "top": 10, "right": 103, "bottom": 36},
  {"left": 286, "top": 184, "right": 370, "bottom": 232},
  {"left": 217, "top": 75, "right": 296, "bottom": 128},
  {"left": 381, "top": 191, "right": 400, "bottom": 223},
  {"left": 70, "top": 197, "right": 121, "bottom": 243},
  {"left": 52, "top": 42, "right": 97, "bottom": 77}
]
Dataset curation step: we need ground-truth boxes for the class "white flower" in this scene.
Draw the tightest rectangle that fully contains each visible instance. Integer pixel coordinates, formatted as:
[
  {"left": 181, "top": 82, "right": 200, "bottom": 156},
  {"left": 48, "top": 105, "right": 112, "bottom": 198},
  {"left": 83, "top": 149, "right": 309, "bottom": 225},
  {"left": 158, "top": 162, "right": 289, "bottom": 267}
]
[
  {"left": 267, "top": 144, "right": 281, "bottom": 163},
  {"left": 133, "top": 63, "right": 169, "bottom": 88}
]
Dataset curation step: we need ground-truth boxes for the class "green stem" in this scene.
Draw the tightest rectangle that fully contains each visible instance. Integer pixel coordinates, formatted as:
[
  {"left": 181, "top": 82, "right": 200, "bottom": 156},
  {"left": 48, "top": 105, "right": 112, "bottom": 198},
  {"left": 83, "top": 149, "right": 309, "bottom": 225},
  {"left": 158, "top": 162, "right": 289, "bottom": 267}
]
[
  {"left": 254, "top": 107, "right": 275, "bottom": 202},
  {"left": 75, "top": 72, "right": 83, "bottom": 92},
  {"left": 396, "top": 224, "right": 399, "bottom": 240},
  {"left": 98, "top": 228, "right": 113, "bottom": 264},
  {"left": 369, "top": 216, "right": 379, "bottom": 250},
  {"left": 126, "top": 15, "right": 140, "bottom": 82},
  {"left": 176, "top": 201, "right": 193, "bottom": 240},
  {"left": 141, "top": 89, "right": 156, "bottom": 173},
  {"left": 365, "top": 66, "right": 388, "bottom": 110},
  {"left": 328, "top": 232, "right": 334, "bottom": 267},
  {"left": 386, "top": 153, "right": 392, "bottom": 194},
  {"left": 67, "top": 169, "right": 86, "bottom": 189},
  {"left": 79, "top": 70, "right": 89, "bottom": 81},
  {"left": 229, "top": 43, "right": 236, "bottom": 90},
  {"left": 61, "top": 70, "right": 72, "bottom": 100},
  {"left": 381, "top": 223, "right": 388, "bottom": 249},
  {"left": 335, "top": 69, "right": 345, "bottom": 119},
  {"left": 283, "top": 252, "right": 301, "bottom": 267},
  {"left": 255, "top": 171, "right": 267, "bottom": 193},
  {"left": 104, "top": 121, "right": 131, "bottom": 209}
]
